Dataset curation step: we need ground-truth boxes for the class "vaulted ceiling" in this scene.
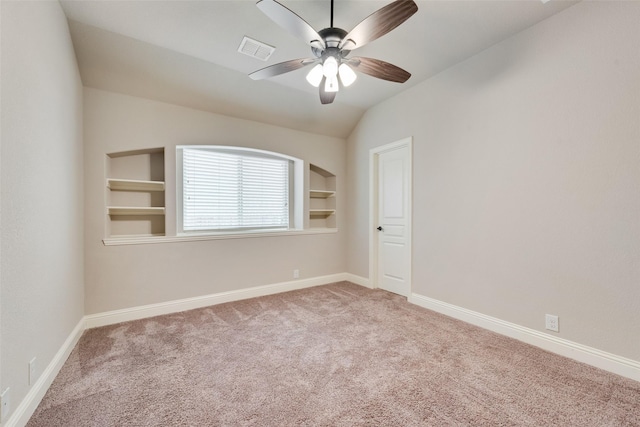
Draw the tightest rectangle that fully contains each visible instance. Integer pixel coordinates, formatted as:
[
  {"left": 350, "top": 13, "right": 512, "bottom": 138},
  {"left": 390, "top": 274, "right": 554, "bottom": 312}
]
[{"left": 61, "top": 0, "right": 579, "bottom": 138}]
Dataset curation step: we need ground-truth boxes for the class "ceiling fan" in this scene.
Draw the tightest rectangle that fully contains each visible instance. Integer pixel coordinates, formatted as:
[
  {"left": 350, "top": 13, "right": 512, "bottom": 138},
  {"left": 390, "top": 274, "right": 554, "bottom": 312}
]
[{"left": 249, "top": 0, "right": 418, "bottom": 104}]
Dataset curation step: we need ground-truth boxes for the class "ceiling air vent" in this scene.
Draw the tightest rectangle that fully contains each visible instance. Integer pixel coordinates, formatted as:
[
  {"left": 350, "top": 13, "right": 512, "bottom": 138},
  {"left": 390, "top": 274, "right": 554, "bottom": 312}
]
[{"left": 238, "top": 36, "right": 275, "bottom": 61}]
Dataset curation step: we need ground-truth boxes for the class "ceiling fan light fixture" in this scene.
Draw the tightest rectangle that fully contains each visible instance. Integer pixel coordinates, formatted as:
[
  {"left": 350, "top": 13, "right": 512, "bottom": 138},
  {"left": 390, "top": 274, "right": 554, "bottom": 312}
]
[
  {"left": 338, "top": 63, "right": 357, "bottom": 87},
  {"left": 322, "top": 55, "right": 338, "bottom": 78},
  {"left": 325, "top": 75, "right": 339, "bottom": 93},
  {"left": 306, "top": 64, "right": 324, "bottom": 87}
]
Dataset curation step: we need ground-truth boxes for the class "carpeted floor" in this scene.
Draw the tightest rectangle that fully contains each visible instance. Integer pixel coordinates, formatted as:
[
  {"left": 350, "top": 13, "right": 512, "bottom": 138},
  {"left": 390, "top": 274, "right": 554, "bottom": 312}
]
[{"left": 27, "top": 282, "right": 640, "bottom": 426}]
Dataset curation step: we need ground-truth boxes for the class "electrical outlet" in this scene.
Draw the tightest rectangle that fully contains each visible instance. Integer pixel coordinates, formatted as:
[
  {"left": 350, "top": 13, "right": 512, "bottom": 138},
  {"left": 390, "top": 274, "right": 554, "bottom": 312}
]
[
  {"left": 545, "top": 314, "right": 559, "bottom": 332},
  {"left": 29, "top": 357, "right": 37, "bottom": 386},
  {"left": 1, "top": 387, "right": 10, "bottom": 422},
  {"left": 293, "top": 269, "right": 300, "bottom": 279}
]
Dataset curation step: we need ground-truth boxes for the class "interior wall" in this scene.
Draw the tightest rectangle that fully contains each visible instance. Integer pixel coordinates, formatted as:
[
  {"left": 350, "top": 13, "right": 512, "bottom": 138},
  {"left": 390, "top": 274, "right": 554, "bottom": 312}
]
[
  {"left": 84, "top": 88, "right": 347, "bottom": 314},
  {"left": 347, "top": 1, "right": 640, "bottom": 361},
  {"left": 1, "top": 0, "right": 84, "bottom": 420}
]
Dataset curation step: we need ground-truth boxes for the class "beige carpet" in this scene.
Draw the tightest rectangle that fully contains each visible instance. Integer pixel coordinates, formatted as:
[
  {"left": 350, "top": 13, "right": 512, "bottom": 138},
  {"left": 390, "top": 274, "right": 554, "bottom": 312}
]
[{"left": 27, "top": 282, "right": 640, "bottom": 426}]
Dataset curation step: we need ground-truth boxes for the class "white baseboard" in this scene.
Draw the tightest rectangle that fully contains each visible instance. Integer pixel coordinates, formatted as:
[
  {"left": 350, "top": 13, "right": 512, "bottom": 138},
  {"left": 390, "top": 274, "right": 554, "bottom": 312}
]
[
  {"left": 85, "top": 273, "right": 351, "bottom": 329},
  {"left": 409, "top": 292, "right": 640, "bottom": 382},
  {"left": 4, "top": 318, "right": 85, "bottom": 427},
  {"left": 343, "top": 273, "right": 372, "bottom": 289}
]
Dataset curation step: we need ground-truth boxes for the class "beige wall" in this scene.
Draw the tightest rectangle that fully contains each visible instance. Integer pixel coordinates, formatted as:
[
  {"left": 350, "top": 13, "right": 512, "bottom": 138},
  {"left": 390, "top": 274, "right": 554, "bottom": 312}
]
[
  {"left": 84, "top": 88, "right": 347, "bottom": 314},
  {"left": 1, "top": 0, "right": 84, "bottom": 419},
  {"left": 347, "top": 1, "right": 640, "bottom": 361}
]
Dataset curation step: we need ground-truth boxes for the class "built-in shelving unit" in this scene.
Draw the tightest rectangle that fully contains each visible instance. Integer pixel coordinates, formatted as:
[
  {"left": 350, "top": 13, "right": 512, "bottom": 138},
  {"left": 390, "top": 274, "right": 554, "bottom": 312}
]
[
  {"left": 106, "top": 148, "right": 165, "bottom": 238},
  {"left": 309, "top": 164, "right": 336, "bottom": 229}
]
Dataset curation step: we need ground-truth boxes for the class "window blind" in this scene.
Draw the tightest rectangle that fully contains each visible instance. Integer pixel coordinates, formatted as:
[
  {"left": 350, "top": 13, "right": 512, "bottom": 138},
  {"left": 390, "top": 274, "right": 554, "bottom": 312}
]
[{"left": 182, "top": 148, "right": 290, "bottom": 231}]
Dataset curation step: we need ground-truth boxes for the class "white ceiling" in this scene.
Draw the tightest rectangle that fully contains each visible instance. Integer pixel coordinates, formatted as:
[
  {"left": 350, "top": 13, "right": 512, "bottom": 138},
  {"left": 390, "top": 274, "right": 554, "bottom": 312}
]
[{"left": 61, "top": 0, "right": 579, "bottom": 138}]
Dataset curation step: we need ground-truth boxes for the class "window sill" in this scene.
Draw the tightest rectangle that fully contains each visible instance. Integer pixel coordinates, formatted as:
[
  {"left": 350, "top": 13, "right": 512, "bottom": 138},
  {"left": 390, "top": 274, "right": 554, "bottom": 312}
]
[{"left": 103, "top": 228, "right": 337, "bottom": 246}]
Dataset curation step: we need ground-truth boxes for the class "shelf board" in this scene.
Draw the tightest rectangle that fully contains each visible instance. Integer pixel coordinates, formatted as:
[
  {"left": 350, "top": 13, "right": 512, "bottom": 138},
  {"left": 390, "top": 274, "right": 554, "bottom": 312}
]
[
  {"left": 309, "top": 209, "right": 336, "bottom": 217},
  {"left": 108, "top": 207, "right": 165, "bottom": 216},
  {"left": 107, "top": 179, "right": 165, "bottom": 192},
  {"left": 107, "top": 147, "right": 164, "bottom": 158},
  {"left": 309, "top": 190, "right": 335, "bottom": 198},
  {"left": 310, "top": 163, "right": 335, "bottom": 178}
]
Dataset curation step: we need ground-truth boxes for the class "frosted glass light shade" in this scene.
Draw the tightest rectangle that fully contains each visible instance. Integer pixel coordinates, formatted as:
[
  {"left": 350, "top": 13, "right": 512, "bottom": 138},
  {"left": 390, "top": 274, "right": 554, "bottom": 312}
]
[
  {"left": 306, "top": 64, "right": 323, "bottom": 87},
  {"left": 338, "top": 63, "right": 357, "bottom": 87},
  {"left": 325, "top": 75, "right": 339, "bottom": 92},
  {"left": 322, "top": 56, "right": 338, "bottom": 78}
]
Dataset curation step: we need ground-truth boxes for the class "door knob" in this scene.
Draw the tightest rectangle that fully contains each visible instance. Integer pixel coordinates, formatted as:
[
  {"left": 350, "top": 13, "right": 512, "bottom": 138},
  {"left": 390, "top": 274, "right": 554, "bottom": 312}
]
[{"left": 377, "top": 226, "right": 383, "bottom": 231}]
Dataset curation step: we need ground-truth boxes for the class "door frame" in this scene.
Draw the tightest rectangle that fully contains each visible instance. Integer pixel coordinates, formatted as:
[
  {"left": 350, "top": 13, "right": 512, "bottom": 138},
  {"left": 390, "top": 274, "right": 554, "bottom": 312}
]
[{"left": 369, "top": 137, "right": 413, "bottom": 294}]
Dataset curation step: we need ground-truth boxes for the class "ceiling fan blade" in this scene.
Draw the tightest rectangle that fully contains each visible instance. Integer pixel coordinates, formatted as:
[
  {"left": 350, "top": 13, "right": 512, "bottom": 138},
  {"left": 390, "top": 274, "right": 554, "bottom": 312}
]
[
  {"left": 257, "top": 0, "right": 326, "bottom": 50},
  {"left": 319, "top": 77, "right": 336, "bottom": 104},
  {"left": 338, "top": 0, "right": 418, "bottom": 51},
  {"left": 348, "top": 57, "right": 411, "bottom": 83},
  {"left": 249, "top": 58, "right": 315, "bottom": 80}
]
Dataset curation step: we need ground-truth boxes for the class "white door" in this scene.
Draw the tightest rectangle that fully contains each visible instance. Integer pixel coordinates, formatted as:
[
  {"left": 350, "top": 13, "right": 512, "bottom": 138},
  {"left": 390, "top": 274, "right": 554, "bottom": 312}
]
[{"left": 373, "top": 139, "right": 411, "bottom": 296}]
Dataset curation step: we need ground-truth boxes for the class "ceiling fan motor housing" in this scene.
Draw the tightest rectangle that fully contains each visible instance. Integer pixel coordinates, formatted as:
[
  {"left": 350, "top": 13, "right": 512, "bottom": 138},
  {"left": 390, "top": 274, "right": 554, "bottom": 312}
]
[{"left": 312, "top": 27, "right": 350, "bottom": 58}]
